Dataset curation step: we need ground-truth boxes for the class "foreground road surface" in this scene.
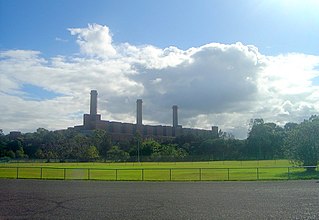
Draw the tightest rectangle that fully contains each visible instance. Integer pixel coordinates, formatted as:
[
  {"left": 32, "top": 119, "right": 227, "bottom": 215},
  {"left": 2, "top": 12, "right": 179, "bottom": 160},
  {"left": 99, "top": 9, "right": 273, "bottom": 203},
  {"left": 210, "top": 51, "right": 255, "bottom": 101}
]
[{"left": 0, "top": 179, "right": 318, "bottom": 219}]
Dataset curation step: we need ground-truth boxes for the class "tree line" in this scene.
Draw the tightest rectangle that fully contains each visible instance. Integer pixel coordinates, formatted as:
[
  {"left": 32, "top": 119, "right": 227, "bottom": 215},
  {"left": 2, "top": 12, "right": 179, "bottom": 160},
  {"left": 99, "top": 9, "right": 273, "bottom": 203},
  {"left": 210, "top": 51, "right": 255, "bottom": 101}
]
[{"left": 1, "top": 116, "right": 318, "bottom": 168}]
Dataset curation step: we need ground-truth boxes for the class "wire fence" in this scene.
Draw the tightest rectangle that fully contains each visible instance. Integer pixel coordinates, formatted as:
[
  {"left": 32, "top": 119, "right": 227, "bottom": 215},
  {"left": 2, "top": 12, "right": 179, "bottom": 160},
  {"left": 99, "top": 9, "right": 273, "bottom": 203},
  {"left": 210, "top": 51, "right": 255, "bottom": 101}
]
[{"left": 0, "top": 166, "right": 318, "bottom": 181}]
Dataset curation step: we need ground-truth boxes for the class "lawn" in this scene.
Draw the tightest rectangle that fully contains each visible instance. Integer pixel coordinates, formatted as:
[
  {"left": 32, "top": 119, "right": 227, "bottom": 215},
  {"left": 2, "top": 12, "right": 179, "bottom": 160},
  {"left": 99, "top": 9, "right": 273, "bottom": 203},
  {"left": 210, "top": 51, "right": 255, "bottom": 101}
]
[{"left": 0, "top": 160, "right": 318, "bottom": 181}]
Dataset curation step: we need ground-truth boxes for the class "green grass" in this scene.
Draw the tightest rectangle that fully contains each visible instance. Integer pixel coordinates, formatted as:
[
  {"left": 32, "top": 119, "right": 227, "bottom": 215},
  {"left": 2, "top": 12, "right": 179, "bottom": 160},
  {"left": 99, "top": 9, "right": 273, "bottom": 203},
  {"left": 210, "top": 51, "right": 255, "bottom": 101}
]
[{"left": 0, "top": 160, "right": 318, "bottom": 181}]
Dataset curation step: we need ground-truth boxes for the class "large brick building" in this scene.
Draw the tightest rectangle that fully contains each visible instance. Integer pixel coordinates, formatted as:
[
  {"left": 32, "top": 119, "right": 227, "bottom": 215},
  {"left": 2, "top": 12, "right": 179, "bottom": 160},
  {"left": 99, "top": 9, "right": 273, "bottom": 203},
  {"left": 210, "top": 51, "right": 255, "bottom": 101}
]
[{"left": 74, "top": 90, "right": 218, "bottom": 142}]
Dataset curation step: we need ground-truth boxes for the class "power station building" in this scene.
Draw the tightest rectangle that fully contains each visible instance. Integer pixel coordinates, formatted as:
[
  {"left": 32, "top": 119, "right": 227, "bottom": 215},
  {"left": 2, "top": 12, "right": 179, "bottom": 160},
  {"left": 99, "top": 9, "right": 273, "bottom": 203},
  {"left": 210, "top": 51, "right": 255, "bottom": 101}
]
[{"left": 74, "top": 90, "right": 218, "bottom": 141}]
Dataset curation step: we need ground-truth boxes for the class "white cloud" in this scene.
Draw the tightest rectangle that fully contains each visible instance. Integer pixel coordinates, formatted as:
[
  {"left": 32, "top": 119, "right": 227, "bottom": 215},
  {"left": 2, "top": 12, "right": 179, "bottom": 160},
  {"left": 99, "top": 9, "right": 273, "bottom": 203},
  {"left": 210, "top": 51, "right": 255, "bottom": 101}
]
[
  {"left": 1, "top": 24, "right": 319, "bottom": 138},
  {"left": 55, "top": 37, "right": 68, "bottom": 43},
  {"left": 147, "top": 42, "right": 261, "bottom": 112},
  {"left": 253, "top": 53, "right": 319, "bottom": 127},
  {"left": 259, "top": 53, "right": 319, "bottom": 95},
  {"left": 69, "top": 24, "right": 116, "bottom": 58}
]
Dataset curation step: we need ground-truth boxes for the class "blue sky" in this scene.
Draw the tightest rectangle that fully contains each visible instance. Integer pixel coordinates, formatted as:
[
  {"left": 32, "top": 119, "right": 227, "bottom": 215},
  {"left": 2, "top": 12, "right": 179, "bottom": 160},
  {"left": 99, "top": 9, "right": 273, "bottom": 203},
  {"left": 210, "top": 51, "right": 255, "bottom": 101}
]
[
  {"left": 1, "top": 0, "right": 319, "bottom": 138},
  {"left": 1, "top": 0, "right": 318, "bottom": 56}
]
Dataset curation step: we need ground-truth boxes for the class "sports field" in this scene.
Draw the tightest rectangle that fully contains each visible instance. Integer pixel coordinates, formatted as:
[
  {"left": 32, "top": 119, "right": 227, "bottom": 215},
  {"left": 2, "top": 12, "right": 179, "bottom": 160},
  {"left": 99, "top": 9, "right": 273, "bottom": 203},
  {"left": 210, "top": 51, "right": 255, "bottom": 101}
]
[{"left": 0, "top": 160, "right": 318, "bottom": 181}]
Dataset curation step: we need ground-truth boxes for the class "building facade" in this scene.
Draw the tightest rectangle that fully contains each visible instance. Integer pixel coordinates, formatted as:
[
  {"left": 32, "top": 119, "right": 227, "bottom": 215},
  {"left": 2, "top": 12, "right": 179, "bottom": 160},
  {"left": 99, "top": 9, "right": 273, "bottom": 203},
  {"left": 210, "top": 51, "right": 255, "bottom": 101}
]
[{"left": 74, "top": 90, "right": 218, "bottom": 142}]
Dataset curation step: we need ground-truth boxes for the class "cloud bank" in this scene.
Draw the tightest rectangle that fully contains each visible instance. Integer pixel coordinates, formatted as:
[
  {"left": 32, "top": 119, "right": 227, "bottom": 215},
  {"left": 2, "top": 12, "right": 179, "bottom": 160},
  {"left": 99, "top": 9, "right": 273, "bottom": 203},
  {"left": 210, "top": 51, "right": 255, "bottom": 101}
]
[{"left": 1, "top": 24, "right": 319, "bottom": 138}]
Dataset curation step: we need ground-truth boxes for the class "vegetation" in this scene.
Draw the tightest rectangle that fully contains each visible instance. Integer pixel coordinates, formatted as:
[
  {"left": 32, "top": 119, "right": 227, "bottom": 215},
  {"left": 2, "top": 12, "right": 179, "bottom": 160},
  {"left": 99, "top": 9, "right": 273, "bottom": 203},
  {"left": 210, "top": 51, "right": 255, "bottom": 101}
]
[
  {"left": 284, "top": 116, "right": 319, "bottom": 171},
  {"left": 0, "top": 116, "right": 318, "bottom": 169},
  {"left": 0, "top": 160, "right": 317, "bottom": 181}
]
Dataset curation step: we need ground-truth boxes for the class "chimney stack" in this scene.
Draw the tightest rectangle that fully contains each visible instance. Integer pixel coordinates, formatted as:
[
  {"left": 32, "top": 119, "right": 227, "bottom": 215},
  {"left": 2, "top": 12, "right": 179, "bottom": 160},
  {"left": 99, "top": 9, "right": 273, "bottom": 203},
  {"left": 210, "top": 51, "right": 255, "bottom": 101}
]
[
  {"left": 172, "top": 105, "right": 178, "bottom": 128},
  {"left": 90, "top": 90, "right": 98, "bottom": 115},
  {"left": 136, "top": 99, "right": 143, "bottom": 125}
]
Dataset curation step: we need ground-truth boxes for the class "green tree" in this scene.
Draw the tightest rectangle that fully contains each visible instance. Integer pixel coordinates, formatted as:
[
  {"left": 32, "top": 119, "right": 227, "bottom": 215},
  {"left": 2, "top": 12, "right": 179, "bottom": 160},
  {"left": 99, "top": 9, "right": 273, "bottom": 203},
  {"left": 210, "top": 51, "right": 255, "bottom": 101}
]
[
  {"left": 71, "top": 134, "right": 90, "bottom": 160},
  {"left": 284, "top": 116, "right": 319, "bottom": 171},
  {"left": 173, "top": 134, "right": 203, "bottom": 155},
  {"left": 16, "top": 146, "right": 26, "bottom": 158},
  {"left": 35, "top": 149, "right": 45, "bottom": 159},
  {"left": 8, "top": 140, "right": 23, "bottom": 152},
  {"left": 141, "top": 139, "right": 160, "bottom": 156},
  {"left": 84, "top": 145, "right": 100, "bottom": 161},
  {"left": 107, "top": 146, "right": 129, "bottom": 161},
  {"left": 6, "top": 150, "right": 15, "bottom": 158},
  {"left": 284, "top": 122, "right": 298, "bottom": 132},
  {"left": 45, "top": 151, "right": 56, "bottom": 162},
  {"left": 0, "top": 131, "right": 9, "bottom": 158},
  {"left": 247, "top": 119, "right": 285, "bottom": 160},
  {"left": 151, "top": 143, "right": 188, "bottom": 161},
  {"left": 91, "top": 130, "right": 112, "bottom": 160}
]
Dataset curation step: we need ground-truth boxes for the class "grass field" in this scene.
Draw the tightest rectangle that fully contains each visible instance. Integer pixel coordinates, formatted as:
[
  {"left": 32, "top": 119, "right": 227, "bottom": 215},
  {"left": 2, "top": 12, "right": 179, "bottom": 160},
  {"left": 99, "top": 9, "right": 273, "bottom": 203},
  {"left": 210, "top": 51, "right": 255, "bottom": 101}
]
[{"left": 0, "top": 160, "right": 318, "bottom": 181}]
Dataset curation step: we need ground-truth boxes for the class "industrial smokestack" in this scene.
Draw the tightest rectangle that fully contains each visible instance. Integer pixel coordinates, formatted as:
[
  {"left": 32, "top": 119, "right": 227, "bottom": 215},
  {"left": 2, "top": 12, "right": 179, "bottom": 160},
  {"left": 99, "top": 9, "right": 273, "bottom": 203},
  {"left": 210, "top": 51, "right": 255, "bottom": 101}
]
[
  {"left": 90, "top": 90, "right": 98, "bottom": 115},
  {"left": 172, "top": 105, "right": 178, "bottom": 128},
  {"left": 136, "top": 99, "right": 143, "bottom": 125}
]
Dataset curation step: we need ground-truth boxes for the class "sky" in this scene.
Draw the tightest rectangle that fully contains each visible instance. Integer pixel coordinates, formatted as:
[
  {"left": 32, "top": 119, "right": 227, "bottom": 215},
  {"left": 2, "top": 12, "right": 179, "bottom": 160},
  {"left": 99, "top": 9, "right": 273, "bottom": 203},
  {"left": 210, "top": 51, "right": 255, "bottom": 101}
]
[{"left": 0, "top": 0, "right": 319, "bottom": 138}]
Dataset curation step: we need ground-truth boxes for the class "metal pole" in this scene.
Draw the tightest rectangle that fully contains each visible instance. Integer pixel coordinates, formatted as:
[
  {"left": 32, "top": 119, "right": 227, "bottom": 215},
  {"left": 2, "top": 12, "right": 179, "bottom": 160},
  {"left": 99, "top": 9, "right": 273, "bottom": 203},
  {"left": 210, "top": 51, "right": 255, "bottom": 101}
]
[
  {"left": 257, "top": 168, "right": 259, "bottom": 180},
  {"left": 170, "top": 169, "right": 172, "bottom": 181},
  {"left": 199, "top": 168, "right": 202, "bottom": 181},
  {"left": 227, "top": 168, "right": 230, "bottom": 181},
  {"left": 16, "top": 167, "right": 19, "bottom": 179},
  {"left": 41, "top": 167, "right": 43, "bottom": 179},
  {"left": 64, "top": 168, "right": 66, "bottom": 180},
  {"left": 88, "top": 169, "right": 90, "bottom": 180}
]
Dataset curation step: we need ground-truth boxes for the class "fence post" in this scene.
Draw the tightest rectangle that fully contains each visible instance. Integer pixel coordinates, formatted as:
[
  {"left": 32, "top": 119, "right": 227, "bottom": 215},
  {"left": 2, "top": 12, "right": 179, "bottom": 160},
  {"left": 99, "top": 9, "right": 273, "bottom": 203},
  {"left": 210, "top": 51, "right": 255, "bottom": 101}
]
[
  {"left": 88, "top": 168, "right": 90, "bottom": 180},
  {"left": 227, "top": 168, "right": 230, "bottom": 181},
  {"left": 169, "top": 169, "right": 172, "bottom": 181},
  {"left": 16, "top": 167, "right": 19, "bottom": 179},
  {"left": 115, "top": 169, "right": 118, "bottom": 181},
  {"left": 287, "top": 167, "right": 290, "bottom": 180},
  {"left": 199, "top": 168, "right": 202, "bottom": 181},
  {"left": 141, "top": 169, "right": 144, "bottom": 181},
  {"left": 257, "top": 168, "right": 259, "bottom": 180},
  {"left": 64, "top": 168, "right": 66, "bottom": 180},
  {"left": 41, "top": 167, "right": 43, "bottom": 179}
]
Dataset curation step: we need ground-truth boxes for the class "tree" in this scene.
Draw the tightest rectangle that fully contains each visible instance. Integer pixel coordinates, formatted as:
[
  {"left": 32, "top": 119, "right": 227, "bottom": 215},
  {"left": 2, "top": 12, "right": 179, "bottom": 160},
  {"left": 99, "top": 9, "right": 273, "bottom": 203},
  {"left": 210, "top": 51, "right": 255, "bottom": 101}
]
[
  {"left": 284, "top": 122, "right": 298, "bottom": 132},
  {"left": 141, "top": 139, "right": 160, "bottom": 156},
  {"left": 71, "top": 134, "right": 90, "bottom": 160},
  {"left": 6, "top": 150, "right": 15, "bottom": 158},
  {"left": 284, "top": 116, "right": 319, "bottom": 171},
  {"left": 107, "top": 146, "right": 129, "bottom": 161},
  {"left": 91, "top": 130, "right": 111, "bottom": 160},
  {"left": 151, "top": 143, "right": 188, "bottom": 161},
  {"left": 173, "top": 134, "right": 203, "bottom": 155},
  {"left": 84, "top": 145, "right": 99, "bottom": 161},
  {"left": 45, "top": 151, "right": 56, "bottom": 162},
  {"left": 16, "top": 146, "right": 27, "bottom": 158},
  {"left": 219, "top": 130, "right": 235, "bottom": 140},
  {"left": 0, "top": 131, "right": 9, "bottom": 158},
  {"left": 247, "top": 119, "right": 285, "bottom": 160},
  {"left": 35, "top": 149, "right": 45, "bottom": 159}
]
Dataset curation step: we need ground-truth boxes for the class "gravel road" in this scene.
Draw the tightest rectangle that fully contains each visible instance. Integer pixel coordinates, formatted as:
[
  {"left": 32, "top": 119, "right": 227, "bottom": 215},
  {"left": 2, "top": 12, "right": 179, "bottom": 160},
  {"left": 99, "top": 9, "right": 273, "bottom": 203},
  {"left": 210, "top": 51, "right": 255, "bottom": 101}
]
[{"left": 0, "top": 179, "right": 318, "bottom": 219}]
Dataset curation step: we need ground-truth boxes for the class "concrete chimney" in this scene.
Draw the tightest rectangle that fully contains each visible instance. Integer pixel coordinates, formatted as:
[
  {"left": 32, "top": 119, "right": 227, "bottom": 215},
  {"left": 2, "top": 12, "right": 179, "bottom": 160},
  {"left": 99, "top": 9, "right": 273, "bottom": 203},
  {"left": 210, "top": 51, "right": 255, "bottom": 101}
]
[
  {"left": 212, "top": 126, "right": 219, "bottom": 138},
  {"left": 136, "top": 99, "right": 143, "bottom": 125},
  {"left": 90, "top": 90, "right": 98, "bottom": 115},
  {"left": 172, "top": 105, "right": 178, "bottom": 128}
]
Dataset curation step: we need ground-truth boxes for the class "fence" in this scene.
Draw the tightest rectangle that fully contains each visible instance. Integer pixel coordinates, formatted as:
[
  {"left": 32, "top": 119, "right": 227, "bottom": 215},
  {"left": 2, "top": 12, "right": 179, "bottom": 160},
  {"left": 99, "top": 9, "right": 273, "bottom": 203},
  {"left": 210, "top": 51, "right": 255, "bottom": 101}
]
[{"left": 0, "top": 166, "right": 318, "bottom": 181}]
